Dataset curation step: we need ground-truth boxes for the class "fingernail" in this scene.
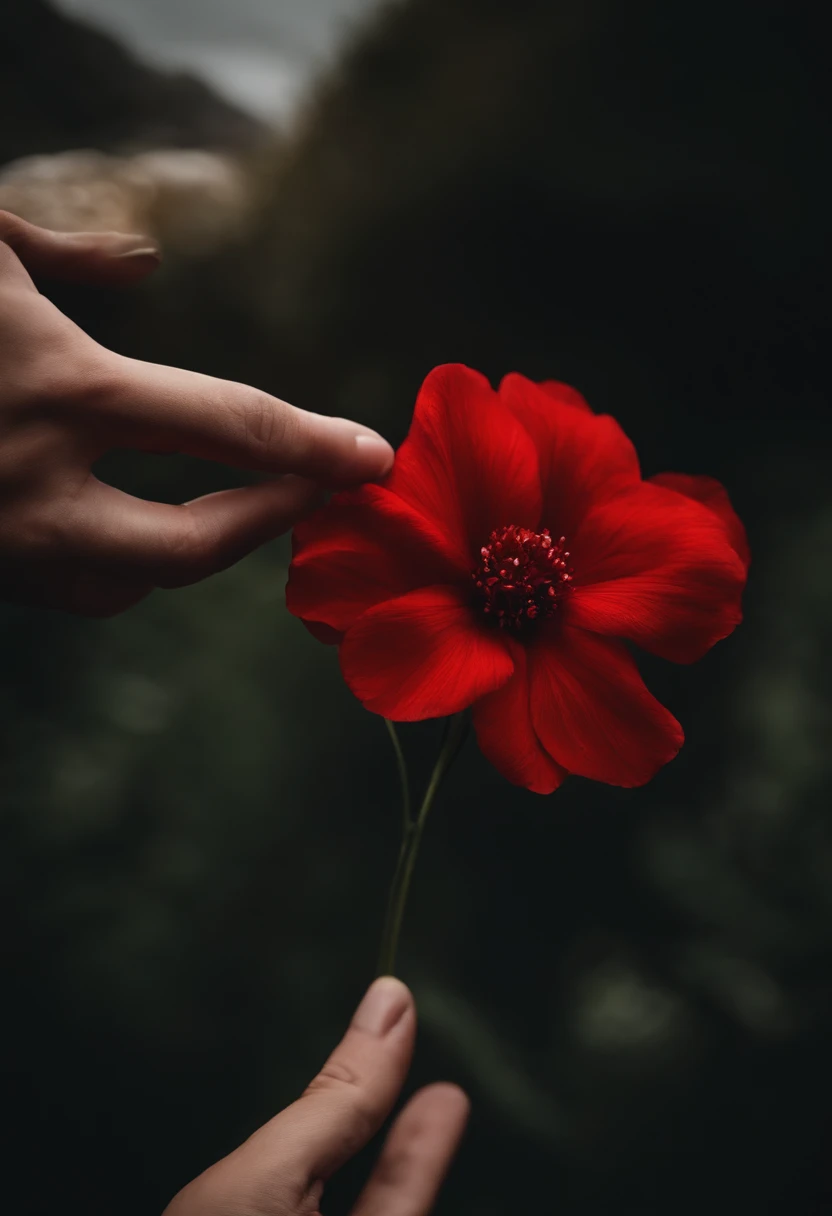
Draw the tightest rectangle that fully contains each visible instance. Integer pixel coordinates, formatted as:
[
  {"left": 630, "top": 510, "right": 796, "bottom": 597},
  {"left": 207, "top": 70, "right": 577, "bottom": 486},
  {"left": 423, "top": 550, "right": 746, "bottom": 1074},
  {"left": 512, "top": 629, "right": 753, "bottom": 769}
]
[
  {"left": 64, "top": 231, "right": 162, "bottom": 259},
  {"left": 355, "top": 434, "right": 395, "bottom": 474},
  {"left": 352, "top": 977, "right": 410, "bottom": 1036},
  {"left": 114, "top": 246, "right": 161, "bottom": 262}
]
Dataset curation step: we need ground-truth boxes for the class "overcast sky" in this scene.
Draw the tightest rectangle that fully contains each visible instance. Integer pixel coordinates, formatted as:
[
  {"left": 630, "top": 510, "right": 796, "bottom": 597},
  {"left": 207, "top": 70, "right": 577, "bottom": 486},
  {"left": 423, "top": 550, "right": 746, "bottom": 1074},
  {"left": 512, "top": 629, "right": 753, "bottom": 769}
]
[{"left": 52, "top": 0, "right": 382, "bottom": 123}]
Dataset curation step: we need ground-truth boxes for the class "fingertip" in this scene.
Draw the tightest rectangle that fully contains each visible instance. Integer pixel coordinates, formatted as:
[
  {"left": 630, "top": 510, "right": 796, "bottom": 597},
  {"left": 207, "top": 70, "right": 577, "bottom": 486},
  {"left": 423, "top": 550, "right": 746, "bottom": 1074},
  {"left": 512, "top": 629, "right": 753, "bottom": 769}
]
[
  {"left": 270, "top": 473, "right": 326, "bottom": 513},
  {"left": 307, "top": 417, "right": 394, "bottom": 487},
  {"left": 354, "top": 433, "right": 395, "bottom": 479},
  {"left": 421, "top": 1081, "right": 471, "bottom": 1108},
  {"left": 352, "top": 976, "right": 414, "bottom": 1037},
  {"left": 405, "top": 1082, "right": 471, "bottom": 1126},
  {"left": 183, "top": 474, "right": 322, "bottom": 514},
  {"left": 84, "top": 237, "right": 162, "bottom": 286},
  {"left": 375, "top": 974, "right": 412, "bottom": 991},
  {"left": 106, "top": 248, "right": 162, "bottom": 285}
]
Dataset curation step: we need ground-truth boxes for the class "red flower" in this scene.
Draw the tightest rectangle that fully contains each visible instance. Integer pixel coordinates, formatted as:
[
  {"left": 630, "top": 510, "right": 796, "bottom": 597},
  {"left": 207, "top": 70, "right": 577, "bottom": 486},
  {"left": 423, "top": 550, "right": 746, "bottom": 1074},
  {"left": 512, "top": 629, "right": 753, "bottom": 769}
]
[{"left": 287, "top": 365, "right": 749, "bottom": 794}]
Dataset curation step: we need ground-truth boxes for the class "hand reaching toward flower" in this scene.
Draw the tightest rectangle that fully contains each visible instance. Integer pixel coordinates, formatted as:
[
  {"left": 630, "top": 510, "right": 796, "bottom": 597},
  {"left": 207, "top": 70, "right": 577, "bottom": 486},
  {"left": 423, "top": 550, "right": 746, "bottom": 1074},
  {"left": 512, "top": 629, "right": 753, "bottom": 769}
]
[
  {"left": 163, "top": 978, "right": 469, "bottom": 1216},
  {"left": 0, "top": 211, "right": 393, "bottom": 616}
]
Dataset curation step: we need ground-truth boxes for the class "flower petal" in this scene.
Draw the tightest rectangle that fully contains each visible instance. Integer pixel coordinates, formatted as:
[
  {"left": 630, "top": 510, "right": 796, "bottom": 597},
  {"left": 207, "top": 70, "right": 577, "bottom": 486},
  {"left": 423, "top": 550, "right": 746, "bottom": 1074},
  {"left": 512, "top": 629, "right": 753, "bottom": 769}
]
[
  {"left": 530, "top": 625, "right": 684, "bottom": 787},
  {"left": 386, "top": 364, "right": 542, "bottom": 563},
  {"left": 568, "top": 481, "right": 747, "bottom": 663},
  {"left": 287, "top": 484, "right": 467, "bottom": 637},
  {"left": 340, "top": 585, "right": 514, "bottom": 721},
  {"left": 538, "top": 381, "right": 593, "bottom": 411},
  {"left": 472, "top": 639, "right": 566, "bottom": 794},
  {"left": 302, "top": 619, "right": 344, "bottom": 645},
  {"left": 649, "top": 472, "right": 750, "bottom": 568},
  {"left": 500, "top": 373, "right": 641, "bottom": 538}
]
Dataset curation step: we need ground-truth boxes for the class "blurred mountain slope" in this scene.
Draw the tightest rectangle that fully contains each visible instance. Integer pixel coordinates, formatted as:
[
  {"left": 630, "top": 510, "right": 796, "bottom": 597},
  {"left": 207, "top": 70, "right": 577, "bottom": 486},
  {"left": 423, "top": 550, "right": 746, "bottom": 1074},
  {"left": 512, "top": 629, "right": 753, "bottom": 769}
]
[
  {"left": 233, "top": 0, "right": 827, "bottom": 455},
  {"left": 0, "top": 0, "right": 267, "bottom": 167}
]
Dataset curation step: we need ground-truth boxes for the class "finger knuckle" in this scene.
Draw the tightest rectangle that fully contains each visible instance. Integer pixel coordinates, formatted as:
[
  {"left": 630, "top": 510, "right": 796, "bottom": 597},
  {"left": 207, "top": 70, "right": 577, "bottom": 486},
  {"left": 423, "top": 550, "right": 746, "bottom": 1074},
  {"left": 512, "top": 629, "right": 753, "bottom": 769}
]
[
  {"left": 304, "top": 1062, "right": 378, "bottom": 1142},
  {"left": 0, "top": 210, "right": 20, "bottom": 244},
  {"left": 0, "top": 215, "right": 34, "bottom": 289},
  {"left": 306, "top": 1058, "right": 361, "bottom": 1093},
  {"left": 0, "top": 239, "right": 20, "bottom": 278},
  {"left": 236, "top": 388, "right": 290, "bottom": 461},
  {"left": 0, "top": 254, "right": 36, "bottom": 329},
  {"left": 2, "top": 312, "right": 116, "bottom": 423},
  {"left": 49, "top": 346, "right": 125, "bottom": 419}
]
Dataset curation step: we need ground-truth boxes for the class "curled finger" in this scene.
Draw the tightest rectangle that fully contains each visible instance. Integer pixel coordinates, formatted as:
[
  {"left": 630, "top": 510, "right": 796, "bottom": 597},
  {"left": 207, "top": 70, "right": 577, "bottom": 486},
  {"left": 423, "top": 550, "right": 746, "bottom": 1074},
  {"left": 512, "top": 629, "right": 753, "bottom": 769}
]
[
  {"left": 64, "top": 475, "right": 323, "bottom": 588},
  {"left": 351, "top": 1083, "right": 470, "bottom": 1216}
]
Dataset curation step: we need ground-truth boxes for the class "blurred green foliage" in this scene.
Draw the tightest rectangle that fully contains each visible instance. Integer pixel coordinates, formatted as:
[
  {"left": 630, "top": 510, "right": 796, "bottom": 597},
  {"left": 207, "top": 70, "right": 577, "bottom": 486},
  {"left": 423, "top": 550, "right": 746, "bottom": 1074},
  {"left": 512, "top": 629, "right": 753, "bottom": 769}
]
[{"left": 1, "top": 1, "right": 830, "bottom": 1213}]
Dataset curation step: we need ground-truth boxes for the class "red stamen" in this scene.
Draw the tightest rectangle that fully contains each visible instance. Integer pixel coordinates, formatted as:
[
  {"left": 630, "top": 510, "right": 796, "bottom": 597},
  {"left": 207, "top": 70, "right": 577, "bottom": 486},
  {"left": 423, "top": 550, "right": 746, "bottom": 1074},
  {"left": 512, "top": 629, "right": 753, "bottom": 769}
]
[{"left": 472, "top": 525, "right": 573, "bottom": 633}]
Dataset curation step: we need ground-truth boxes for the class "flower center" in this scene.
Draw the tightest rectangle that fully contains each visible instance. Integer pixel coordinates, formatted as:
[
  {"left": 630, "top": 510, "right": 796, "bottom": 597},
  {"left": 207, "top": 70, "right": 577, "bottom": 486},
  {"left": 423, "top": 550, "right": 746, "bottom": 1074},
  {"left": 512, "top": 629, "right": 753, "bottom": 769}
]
[{"left": 472, "top": 525, "right": 573, "bottom": 633}]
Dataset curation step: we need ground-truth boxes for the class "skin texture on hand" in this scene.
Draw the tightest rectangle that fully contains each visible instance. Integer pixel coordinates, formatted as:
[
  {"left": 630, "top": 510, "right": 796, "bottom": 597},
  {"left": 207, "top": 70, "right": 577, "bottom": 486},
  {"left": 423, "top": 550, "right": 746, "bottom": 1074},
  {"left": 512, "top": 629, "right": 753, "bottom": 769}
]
[
  {"left": 0, "top": 211, "right": 394, "bottom": 616},
  {"left": 163, "top": 978, "right": 469, "bottom": 1216}
]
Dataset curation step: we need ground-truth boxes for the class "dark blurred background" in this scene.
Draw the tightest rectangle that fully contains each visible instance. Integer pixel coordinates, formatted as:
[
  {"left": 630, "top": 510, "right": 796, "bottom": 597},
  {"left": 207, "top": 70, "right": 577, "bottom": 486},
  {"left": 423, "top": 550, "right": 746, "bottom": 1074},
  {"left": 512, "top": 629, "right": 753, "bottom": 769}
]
[{"left": 1, "top": 1, "right": 830, "bottom": 1212}]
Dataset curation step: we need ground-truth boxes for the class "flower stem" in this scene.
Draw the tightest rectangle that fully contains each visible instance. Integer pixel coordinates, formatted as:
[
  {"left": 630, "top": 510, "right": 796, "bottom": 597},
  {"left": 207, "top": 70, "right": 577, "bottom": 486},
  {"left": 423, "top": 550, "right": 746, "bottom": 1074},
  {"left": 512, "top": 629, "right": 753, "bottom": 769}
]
[
  {"left": 377, "top": 713, "right": 469, "bottom": 978},
  {"left": 384, "top": 718, "right": 412, "bottom": 833}
]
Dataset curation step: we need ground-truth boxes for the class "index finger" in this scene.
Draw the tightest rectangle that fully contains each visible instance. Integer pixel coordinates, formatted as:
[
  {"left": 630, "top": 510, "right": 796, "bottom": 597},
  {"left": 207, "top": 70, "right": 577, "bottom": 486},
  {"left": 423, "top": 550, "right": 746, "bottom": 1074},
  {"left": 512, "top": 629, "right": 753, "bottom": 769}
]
[{"left": 97, "top": 355, "right": 395, "bottom": 489}]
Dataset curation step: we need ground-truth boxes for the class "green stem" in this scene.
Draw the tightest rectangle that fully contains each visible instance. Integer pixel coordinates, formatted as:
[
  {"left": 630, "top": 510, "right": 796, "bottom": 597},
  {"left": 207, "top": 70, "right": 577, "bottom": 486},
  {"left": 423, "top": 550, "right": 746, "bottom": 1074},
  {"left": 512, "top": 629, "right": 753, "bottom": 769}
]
[
  {"left": 376, "top": 713, "right": 469, "bottom": 977},
  {"left": 384, "top": 719, "right": 412, "bottom": 833}
]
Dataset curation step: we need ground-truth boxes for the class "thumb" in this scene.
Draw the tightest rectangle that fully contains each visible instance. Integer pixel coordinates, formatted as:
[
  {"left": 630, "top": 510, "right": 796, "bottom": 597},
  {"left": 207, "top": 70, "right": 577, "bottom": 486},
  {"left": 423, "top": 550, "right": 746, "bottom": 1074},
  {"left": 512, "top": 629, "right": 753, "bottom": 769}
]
[
  {"left": 255, "top": 978, "right": 416, "bottom": 1186},
  {"left": 163, "top": 979, "right": 416, "bottom": 1216},
  {"left": 0, "top": 209, "right": 161, "bottom": 286}
]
